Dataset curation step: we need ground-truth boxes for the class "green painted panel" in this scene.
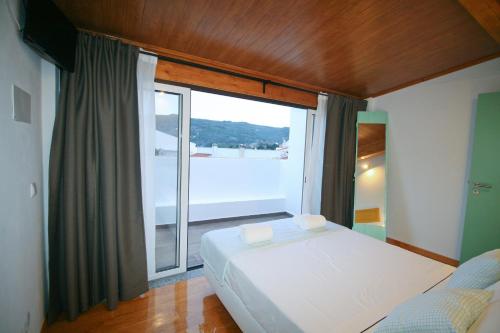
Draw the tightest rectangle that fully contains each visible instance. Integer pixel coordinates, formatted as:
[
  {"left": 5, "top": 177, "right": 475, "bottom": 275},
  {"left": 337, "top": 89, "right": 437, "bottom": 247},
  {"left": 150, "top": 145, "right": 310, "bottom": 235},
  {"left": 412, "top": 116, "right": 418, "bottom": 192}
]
[
  {"left": 460, "top": 92, "right": 500, "bottom": 262},
  {"left": 353, "top": 223, "right": 386, "bottom": 241},
  {"left": 357, "top": 111, "right": 388, "bottom": 124}
]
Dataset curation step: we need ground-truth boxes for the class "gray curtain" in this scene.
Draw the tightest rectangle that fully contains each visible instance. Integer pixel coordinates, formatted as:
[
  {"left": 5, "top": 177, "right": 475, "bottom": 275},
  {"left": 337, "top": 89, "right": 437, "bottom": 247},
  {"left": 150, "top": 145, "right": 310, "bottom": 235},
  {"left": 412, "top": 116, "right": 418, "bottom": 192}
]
[
  {"left": 48, "top": 33, "right": 148, "bottom": 322},
  {"left": 321, "top": 94, "right": 367, "bottom": 228}
]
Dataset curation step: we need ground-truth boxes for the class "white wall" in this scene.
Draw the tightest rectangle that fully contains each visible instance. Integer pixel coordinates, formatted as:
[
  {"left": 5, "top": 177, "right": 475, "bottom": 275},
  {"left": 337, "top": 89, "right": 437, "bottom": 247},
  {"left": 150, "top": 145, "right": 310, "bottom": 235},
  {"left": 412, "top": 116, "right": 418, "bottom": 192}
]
[
  {"left": 189, "top": 158, "right": 285, "bottom": 204},
  {"left": 367, "top": 58, "right": 500, "bottom": 260},
  {"left": 155, "top": 157, "right": 286, "bottom": 223},
  {"left": 0, "top": 0, "right": 46, "bottom": 331},
  {"left": 154, "top": 156, "right": 287, "bottom": 209},
  {"left": 354, "top": 155, "right": 386, "bottom": 223}
]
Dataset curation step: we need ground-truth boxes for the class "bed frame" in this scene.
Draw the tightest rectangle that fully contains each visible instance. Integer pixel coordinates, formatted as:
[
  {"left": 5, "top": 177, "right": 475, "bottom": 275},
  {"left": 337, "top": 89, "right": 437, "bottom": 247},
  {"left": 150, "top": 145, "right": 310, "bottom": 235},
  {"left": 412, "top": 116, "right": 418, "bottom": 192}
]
[{"left": 204, "top": 264, "right": 264, "bottom": 332}]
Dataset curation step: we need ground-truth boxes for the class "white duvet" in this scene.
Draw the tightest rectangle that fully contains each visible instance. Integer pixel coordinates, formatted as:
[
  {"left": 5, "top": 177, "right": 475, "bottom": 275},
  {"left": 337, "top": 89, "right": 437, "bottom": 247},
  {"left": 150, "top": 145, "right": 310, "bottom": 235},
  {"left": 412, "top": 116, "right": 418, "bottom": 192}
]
[{"left": 202, "top": 221, "right": 455, "bottom": 333}]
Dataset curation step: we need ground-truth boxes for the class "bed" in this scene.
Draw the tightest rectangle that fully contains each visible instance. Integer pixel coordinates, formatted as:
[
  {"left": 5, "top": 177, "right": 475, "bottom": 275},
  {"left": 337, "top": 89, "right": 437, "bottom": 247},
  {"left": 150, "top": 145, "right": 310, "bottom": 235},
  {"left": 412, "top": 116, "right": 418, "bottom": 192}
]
[{"left": 200, "top": 218, "right": 455, "bottom": 333}]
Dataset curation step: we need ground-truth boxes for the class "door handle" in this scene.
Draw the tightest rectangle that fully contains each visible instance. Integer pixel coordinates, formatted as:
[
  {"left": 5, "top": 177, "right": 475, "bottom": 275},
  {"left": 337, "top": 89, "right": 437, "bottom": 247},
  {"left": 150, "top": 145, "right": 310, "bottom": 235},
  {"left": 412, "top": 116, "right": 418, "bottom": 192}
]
[
  {"left": 472, "top": 182, "right": 492, "bottom": 189},
  {"left": 470, "top": 181, "right": 493, "bottom": 195}
]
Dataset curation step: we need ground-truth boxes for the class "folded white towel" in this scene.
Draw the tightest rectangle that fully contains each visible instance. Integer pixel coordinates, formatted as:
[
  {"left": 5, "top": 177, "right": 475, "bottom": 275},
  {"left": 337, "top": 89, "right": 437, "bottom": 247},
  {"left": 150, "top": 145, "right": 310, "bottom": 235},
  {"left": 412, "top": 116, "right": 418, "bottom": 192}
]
[
  {"left": 293, "top": 214, "right": 327, "bottom": 230},
  {"left": 239, "top": 223, "right": 273, "bottom": 245}
]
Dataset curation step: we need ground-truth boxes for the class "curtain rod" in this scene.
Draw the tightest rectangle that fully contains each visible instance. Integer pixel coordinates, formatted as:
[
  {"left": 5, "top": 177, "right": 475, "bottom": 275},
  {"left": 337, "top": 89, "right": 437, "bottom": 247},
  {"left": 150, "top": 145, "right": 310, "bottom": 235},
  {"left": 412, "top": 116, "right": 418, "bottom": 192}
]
[{"left": 139, "top": 49, "right": 329, "bottom": 97}]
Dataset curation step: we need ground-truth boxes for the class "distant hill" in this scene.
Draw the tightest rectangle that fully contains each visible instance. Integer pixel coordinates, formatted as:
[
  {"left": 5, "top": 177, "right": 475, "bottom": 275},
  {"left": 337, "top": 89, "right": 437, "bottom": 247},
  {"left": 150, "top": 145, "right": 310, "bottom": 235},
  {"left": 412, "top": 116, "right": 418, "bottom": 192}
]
[{"left": 156, "top": 114, "right": 289, "bottom": 150}]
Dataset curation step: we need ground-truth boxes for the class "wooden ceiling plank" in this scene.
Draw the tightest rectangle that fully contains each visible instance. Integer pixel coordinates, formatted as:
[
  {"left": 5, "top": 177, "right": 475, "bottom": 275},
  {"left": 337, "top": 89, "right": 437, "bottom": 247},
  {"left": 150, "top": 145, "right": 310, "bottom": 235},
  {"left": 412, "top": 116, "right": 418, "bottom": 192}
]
[
  {"left": 459, "top": 0, "right": 500, "bottom": 43},
  {"left": 138, "top": 0, "right": 174, "bottom": 46},
  {"left": 78, "top": 28, "right": 357, "bottom": 99},
  {"left": 54, "top": 0, "right": 102, "bottom": 30},
  {"left": 357, "top": 123, "right": 386, "bottom": 159},
  {"left": 370, "top": 51, "right": 500, "bottom": 98},
  {"left": 121, "top": 0, "right": 147, "bottom": 40},
  {"left": 54, "top": 0, "right": 500, "bottom": 98}
]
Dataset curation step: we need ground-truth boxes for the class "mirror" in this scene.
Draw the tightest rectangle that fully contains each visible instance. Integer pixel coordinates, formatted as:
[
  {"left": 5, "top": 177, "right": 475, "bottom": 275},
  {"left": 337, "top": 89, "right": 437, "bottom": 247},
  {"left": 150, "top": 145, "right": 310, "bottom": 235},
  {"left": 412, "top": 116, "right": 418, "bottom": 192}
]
[{"left": 352, "top": 112, "right": 387, "bottom": 241}]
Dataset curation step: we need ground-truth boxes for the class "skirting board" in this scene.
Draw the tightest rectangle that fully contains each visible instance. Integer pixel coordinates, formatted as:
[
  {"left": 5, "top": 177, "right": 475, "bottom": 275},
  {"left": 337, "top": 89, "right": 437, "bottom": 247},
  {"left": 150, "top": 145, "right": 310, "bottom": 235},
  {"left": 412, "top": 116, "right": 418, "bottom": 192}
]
[{"left": 386, "top": 237, "right": 459, "bottom": 267}]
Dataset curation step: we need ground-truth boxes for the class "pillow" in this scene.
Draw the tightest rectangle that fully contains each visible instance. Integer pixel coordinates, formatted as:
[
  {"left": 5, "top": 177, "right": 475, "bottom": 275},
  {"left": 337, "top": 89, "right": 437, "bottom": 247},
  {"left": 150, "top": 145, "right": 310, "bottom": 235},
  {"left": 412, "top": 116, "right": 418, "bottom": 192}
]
[
  {"left": 374, "top": 289, "right": 493, "bottom": 333},
  {"left": 468, "top": 281, "right": 500, "bottom": 333},
  {"left": 485, "top": 280, "right": 500, "bottom": 302},
  {"left": 448, "top": 249, "right": 500, "bottom": 289}
]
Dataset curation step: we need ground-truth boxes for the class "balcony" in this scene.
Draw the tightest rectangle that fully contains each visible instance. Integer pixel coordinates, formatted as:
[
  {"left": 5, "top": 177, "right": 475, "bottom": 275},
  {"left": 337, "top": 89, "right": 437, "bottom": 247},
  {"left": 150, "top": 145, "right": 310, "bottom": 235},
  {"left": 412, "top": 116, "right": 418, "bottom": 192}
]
[
  {"left": 152, "top": 99, "right": 307, "bottom": 269},
  {"left": 155, "top": 148, "right": 303, "bottom": 267}
]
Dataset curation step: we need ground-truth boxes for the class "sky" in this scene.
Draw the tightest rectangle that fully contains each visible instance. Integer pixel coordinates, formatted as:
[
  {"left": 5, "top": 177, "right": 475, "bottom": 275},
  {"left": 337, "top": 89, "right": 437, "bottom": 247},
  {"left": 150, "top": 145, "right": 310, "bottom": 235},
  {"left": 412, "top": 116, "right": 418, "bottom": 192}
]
[{"left": 155, "top": 90, "right": 291, "bottom": 128}]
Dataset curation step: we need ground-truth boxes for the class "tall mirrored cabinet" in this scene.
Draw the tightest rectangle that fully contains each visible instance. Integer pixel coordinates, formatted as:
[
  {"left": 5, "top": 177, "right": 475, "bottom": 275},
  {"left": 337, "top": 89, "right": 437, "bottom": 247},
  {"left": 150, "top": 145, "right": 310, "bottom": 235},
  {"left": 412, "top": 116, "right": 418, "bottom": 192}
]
[{"left": 352, "top": 112, "right": 388, "bottom": 241}]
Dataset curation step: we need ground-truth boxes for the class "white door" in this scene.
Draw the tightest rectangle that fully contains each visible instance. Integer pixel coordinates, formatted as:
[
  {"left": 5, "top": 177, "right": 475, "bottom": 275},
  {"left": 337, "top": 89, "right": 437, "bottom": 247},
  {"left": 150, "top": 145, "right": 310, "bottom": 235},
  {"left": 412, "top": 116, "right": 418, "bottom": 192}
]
[{"left": 145, "top": 83, "right": 190, "bottom": 280}]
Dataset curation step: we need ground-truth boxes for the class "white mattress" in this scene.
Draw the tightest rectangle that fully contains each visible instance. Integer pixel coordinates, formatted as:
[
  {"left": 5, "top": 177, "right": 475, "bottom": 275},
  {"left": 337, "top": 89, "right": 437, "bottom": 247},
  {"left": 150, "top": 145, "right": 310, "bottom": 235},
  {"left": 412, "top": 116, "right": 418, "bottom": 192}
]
[{"left": 201, "top": 219, "right": 455, "bottom": 333}]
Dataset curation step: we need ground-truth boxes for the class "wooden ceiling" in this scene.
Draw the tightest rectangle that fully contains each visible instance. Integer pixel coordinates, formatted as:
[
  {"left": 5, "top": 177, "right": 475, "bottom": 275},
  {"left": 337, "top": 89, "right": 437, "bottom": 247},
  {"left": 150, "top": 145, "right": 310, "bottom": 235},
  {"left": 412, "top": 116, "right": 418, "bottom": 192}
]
[
  {"left": 358, "top": 124, "right": 385, "bottom": 159},
  {"left": 54, "top": 0, "right": 500, "bottom": 98}
]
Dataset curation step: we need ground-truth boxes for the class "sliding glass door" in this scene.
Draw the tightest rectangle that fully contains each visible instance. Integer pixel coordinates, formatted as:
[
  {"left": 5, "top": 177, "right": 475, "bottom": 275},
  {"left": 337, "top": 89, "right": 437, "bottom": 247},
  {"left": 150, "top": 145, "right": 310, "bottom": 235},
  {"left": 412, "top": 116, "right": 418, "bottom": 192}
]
[
  {"left": 145, "top": 83, "right": 190, "bottom": 280},
  {"left": 143, "top": 83, "right": 312, "bottom": 279}
]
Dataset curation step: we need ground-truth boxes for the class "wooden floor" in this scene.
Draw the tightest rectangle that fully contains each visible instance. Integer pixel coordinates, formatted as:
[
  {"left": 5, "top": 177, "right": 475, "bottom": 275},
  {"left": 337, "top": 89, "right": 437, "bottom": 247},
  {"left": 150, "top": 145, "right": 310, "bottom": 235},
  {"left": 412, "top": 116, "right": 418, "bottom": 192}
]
[
  {"left": 45, "top": 214, "right": 293, "bottom": 332},
  {"left": 42, "top": 276, "right": 241, "bottom": 333},
  {"left": 41, "top": 232, "right": 454, "bottom": 332}
]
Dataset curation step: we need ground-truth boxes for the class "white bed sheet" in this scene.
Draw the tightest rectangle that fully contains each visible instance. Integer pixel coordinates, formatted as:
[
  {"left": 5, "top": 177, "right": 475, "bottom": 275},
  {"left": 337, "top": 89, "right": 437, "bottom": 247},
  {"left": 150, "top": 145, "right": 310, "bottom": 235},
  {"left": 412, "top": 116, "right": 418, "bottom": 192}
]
[
  {"left": 201, "top": 220, "right": 455, "bottom": 333},
  {"left": 200, "top": 218, "right": 341, "bottom": 282}
]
